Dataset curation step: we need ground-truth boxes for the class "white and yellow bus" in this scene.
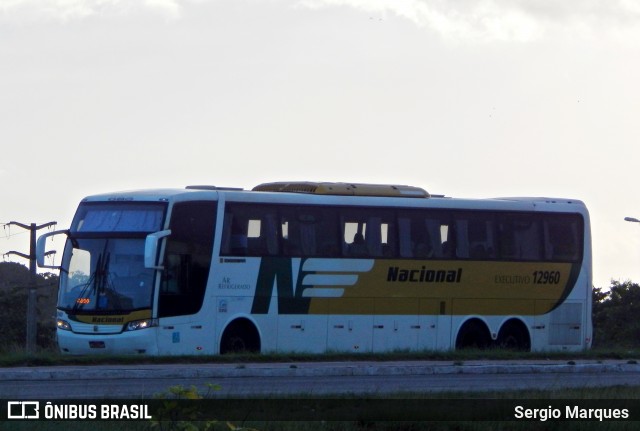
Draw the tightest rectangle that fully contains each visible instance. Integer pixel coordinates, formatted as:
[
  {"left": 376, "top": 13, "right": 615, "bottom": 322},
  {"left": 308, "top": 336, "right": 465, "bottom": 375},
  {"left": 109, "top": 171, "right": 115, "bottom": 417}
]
[{"left": 37, "top": 182, "right": 592, "bottom": 355}]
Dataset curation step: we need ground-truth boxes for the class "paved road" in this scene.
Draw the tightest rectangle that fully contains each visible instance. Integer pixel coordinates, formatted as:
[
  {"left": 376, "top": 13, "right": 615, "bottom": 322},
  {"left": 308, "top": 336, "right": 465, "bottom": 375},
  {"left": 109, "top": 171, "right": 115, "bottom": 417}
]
[{"left": 1, "top": 359, "right": 639, "bottom": 399}]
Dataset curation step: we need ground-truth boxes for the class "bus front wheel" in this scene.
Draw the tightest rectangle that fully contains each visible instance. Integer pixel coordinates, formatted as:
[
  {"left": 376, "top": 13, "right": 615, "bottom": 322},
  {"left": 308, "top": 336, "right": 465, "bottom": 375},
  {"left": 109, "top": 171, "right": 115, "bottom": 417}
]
[{"left": 219, "top": 319, "right": 261, "bottom": 354}]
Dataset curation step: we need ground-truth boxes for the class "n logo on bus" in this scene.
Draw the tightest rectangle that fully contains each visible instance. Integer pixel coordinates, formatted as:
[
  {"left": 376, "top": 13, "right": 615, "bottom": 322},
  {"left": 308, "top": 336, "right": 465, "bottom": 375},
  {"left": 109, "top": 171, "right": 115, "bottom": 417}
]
[
  {"left": 251, "top": 258, "right": 310, "bottom": 314},
  {"left": 250, "top": 258, "right": 374, "bottom": 314}
]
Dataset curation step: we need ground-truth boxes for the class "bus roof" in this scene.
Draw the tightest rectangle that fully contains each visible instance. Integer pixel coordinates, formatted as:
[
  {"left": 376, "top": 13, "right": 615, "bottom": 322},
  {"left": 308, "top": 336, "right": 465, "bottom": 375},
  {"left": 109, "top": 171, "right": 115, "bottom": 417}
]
[{"left": 78, "top": 184, "right": 586, "bottom": 214}]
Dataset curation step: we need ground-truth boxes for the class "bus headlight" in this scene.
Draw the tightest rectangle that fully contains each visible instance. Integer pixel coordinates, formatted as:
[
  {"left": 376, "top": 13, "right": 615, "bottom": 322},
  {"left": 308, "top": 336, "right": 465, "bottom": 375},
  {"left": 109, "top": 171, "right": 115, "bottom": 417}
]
[
  {"left": 57, "top": 319, "right": 72, "bottom": 331},
  {"left": 125, "top": 319, "right": 158, "bottom": 332}
]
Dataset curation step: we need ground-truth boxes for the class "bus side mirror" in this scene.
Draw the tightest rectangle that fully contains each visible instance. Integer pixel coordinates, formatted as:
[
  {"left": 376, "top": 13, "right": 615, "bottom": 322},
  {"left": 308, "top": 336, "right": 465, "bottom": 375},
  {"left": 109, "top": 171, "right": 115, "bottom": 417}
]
[
  {"left": 145, "top": 229, "right": 171, "bottom": 270},
  {"left": 36, "top": 230, "right": 69, "bottom": 269}
]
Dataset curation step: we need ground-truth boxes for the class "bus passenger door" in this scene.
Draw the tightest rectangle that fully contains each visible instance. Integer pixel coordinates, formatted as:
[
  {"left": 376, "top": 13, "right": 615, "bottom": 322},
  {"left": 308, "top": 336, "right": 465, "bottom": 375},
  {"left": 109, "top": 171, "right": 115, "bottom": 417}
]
[{"left": 156, "top": 201, "right": 217, "bottom": 355}]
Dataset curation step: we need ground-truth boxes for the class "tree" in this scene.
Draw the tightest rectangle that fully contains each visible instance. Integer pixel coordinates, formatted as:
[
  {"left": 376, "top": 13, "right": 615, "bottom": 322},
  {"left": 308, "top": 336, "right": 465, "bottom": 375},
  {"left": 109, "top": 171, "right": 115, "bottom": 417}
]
[
  {"left": 592, "top": 280, "right": 640, "bottom": 348},
  {"left": 0, "top": 261, "right": 58, "bottom": 351}
]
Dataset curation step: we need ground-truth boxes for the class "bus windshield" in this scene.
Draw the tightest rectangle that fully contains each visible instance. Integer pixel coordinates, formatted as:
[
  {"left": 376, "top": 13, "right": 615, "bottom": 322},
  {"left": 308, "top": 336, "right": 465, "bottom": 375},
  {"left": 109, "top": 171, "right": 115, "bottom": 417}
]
[
  {"left": 59, "top": 238, "right": 155, "bottom": 313},
  {"left": 72, "top": 202, "right": 165, "bottom": 234}
]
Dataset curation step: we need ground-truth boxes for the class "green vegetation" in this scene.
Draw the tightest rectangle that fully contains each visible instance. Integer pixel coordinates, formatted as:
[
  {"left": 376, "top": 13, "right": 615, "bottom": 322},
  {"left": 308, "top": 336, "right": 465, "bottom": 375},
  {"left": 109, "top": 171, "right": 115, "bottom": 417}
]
[
  {"left": 593, "top": 280, "right": 640, "bottom": 348},
  {"left": 0, "top": 262, "right": 58, "bottom": 352},
  {"left": 2, "top": 346, "right": 640, "bottom": 367}
]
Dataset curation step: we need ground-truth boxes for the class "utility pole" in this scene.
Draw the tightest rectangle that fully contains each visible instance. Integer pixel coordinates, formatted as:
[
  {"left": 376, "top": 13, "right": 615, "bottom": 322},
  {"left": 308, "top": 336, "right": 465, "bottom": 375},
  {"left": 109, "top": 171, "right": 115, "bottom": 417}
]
[{"left": 5, "top": 221, "right": 57, "bottom": 354}]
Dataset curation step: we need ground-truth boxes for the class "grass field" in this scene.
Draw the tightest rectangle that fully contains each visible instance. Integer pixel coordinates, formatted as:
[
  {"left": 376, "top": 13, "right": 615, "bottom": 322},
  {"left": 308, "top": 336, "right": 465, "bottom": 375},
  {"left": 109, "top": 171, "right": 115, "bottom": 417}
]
[{"left": 1, "top": 346, "right": 639, "bottom": 367}]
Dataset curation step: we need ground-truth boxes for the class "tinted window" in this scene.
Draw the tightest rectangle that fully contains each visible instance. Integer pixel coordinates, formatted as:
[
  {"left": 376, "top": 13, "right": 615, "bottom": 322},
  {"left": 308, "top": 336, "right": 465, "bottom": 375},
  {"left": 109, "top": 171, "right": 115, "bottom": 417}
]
[
  {"left": 72, "top": 202, "right": 165, "bottom": 233},
  {"left": 498, "top": 214, "right": 542, "bottom": 260},
  {"left": 340, "top": 208, "right": 395, "bottom": 258},
  {"left": 220, "top": 203, "right": 583, "bottom": 263},
  {"left": 397, "top": 210, "right": 452, "bottom": 259},
  {"left": 159, "top": 201, "right": 216, "bottom": 318},
  {"left": 453, "top": 213, "right": 497, "bottom": 259},
  {"left": 221, "top": 204, "right": 279, "bottom": 256},
  {"left": 279, "top": 206, "right": 339, "bottom": 257},
  {"left": 544, "top": 214, "right": 582, "bottom": 262}
]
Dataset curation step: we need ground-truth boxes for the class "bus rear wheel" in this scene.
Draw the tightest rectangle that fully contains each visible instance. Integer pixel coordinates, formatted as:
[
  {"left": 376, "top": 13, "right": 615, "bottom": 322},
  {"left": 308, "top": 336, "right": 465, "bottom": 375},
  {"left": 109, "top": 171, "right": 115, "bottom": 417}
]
[
  {"left": 455, "top": 320, "right": 491, "bottom": 350},
  {"left": 220, "top": 319, "right": 261, "bottom": 354},
  {"left": 496, "top": 320, "right": 531, "bottom": 351}
]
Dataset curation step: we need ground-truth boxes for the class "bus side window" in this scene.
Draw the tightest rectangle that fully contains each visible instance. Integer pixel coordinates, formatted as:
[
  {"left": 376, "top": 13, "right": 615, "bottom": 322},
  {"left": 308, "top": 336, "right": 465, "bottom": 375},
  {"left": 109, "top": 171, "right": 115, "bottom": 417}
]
[
  {"left": 221, "top": 213, "right": 248, "bottom": 256},
  {"left": 378, "top": 217, "right": 396, "bottom": 257},
  {"left": 279, "top": 215, "right": 296, "bottom": 256},
  {"left": 367, "top": 217, "right": 383, "bottom": 256},
  {"left": 316, "top": 208, "right": 339, "bottom": 256},
  {"left": 280, "top": 210, "right": 315, "bottom": 256},
  {"left": 398, "top": 216, "right": 413, "bottom": 258},
  {"left": 246, "top": 218, "right": 263, "bottom": 254},
  {"left": 343, "top": 221, "right": 367, "bottom": 257},
  {"left": 425, "top": 217, "right": 453, "bottom": 259},
  {"left": 498, "top": 215, "right": 541, "bottom": 261},
  {"left": 544, "top": 215, "right": 581, "bottom": 261},
  {"left": 279, "top": 206, "right": 339, "bottom": 257},
  {"left": 298, "top": 220, "right": 317, "bottom": 255},
  {"left": 222, "top": 204, "right": 279, "bottom": 256},
  {"left": 398, "top": 213, "right": 435, "bottom": 259},
  {"left": 159, "top": 201, "right": 216, "bottom": 318},
  {"left": 340, "top": 209, "right": 394, "bottom": 258},
  {"left": 454, "top": 214, "right": 496, "bottom": 259}
]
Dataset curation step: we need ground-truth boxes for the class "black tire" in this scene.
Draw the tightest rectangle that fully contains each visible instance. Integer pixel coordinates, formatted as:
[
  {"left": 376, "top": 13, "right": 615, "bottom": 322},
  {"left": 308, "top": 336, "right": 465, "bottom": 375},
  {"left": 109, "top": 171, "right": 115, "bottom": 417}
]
[
  {"left": 497, "top": 321, "right": 531, "bottom": 351},
  {"left": 220, "top": 319, "right": 260, "bottom": 354},
  {"left": 455, "top": 320, "right": 492, "bottom": 350}
]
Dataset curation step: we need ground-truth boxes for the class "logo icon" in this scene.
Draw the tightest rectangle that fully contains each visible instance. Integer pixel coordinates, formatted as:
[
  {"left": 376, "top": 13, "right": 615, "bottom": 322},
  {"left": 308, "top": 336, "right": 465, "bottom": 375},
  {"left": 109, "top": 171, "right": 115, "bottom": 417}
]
[{"left": 7, "top": 401, "right": 40, "bottom": 419}]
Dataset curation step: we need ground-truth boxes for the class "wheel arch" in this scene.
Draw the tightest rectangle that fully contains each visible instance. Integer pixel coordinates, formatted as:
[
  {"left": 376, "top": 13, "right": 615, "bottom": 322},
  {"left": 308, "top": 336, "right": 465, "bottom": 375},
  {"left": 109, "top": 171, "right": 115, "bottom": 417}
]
[
  {"left": 454, "top": 316, "right": 492, "bottom": 349},
  {"left": 496, "top": 316, "right": 531, "bottom": 351},
  {"left": 218, "top": 314, "right": 262, "bottom": 354}
]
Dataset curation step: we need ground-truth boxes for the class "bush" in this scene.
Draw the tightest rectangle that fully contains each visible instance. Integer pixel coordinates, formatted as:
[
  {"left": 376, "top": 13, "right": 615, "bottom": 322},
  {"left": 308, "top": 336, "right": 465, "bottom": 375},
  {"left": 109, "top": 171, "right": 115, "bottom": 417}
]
[
  {"left": 0, "top": 262, "right": 58, "bottom": 351},
  {"left": 592, "top": 280, "right": 640, "bottom": 348}
]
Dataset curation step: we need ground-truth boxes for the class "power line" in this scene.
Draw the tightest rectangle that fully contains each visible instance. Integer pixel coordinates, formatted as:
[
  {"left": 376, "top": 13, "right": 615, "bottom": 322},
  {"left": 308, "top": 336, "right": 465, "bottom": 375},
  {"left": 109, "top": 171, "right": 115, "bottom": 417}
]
[
  {"left": 1, "top": 229, "right": 29, "bottom": 239},
  {"left": 1, "top": 222, "right": 44, "bottom": 239}
]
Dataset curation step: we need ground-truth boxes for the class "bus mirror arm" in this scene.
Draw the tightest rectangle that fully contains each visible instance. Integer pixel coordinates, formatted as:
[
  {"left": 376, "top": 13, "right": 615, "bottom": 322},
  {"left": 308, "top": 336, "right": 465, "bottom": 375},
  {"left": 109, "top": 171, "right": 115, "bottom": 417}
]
[
  {"left": 36, "top": 230, "right": 69, "bottom": 269},
  {"left": 145, "top": 229, "right": 172, "bottom": 270}
]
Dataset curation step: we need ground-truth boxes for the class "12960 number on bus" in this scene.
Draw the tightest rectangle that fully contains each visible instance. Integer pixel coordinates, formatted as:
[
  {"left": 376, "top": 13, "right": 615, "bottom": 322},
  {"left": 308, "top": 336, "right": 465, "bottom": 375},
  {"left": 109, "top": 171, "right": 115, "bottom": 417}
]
[{"left": 533, "top": 271, "right": 561, "bottom": 284}]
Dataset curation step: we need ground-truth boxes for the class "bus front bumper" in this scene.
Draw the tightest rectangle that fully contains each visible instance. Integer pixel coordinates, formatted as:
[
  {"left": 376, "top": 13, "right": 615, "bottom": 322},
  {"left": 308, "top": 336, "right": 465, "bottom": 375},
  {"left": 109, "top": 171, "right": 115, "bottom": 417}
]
[{"left": 57, "top": 328, "right": 159, "bottom": 355}]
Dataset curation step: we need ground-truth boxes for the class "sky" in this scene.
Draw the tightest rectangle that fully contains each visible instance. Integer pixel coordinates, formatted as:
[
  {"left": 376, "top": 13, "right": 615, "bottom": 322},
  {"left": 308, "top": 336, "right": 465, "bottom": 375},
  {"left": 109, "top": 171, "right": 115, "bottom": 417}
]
[{"left": 1, "top": 0, "right": 640, "bottom": 288}]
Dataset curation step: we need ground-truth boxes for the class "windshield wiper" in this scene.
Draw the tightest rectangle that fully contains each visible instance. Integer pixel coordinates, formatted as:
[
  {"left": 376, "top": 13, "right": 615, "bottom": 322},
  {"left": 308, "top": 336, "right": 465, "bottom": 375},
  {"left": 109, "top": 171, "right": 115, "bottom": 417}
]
[
  {"left": 96, "top": 252, "right": 117, "bottom": 308},
  {"left": 71, "top": 253, "right": 103, "bottom": 313},
  {"left": 71, "top": 239, "right": 117, "bottom": 312}
]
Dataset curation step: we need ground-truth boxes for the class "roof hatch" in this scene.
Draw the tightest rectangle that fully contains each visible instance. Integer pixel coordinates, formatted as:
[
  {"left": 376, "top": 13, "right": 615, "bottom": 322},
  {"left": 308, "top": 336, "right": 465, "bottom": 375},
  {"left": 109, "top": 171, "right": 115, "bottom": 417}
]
[{"left": 252, "top": 182, "right": 429, "bottom": 198}]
